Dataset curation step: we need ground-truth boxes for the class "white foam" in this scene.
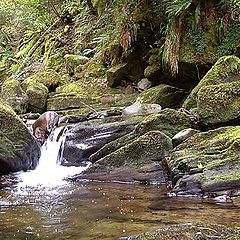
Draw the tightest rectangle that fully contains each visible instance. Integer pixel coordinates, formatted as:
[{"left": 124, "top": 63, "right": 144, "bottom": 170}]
[{"left": 17, "top": 127, "right": 90, "bottom": 191}]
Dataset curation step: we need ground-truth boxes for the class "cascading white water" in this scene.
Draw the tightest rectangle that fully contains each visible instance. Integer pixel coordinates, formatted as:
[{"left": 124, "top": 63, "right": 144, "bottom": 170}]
[{"left": 17, "top": 127, "right": 90, "bottom": 191}]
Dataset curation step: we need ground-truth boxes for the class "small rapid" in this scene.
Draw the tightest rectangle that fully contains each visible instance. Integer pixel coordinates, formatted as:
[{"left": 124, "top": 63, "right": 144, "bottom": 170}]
[{"left": 16, "top": 127, "right": 90, "bottom": 192}]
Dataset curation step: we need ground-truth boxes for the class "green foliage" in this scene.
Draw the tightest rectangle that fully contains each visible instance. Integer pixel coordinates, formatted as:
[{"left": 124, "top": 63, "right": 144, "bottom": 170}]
[
  {"left": 188, "top": 29, "right": 208, "bottom": 55},
  {"left": 217, "top": 22, "right": 240, "bottom": 56}
]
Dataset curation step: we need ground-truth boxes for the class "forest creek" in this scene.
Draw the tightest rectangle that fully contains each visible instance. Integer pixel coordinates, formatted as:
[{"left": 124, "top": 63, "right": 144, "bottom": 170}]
[{"left": 1, "top": 0, "right": 240, "bottom": 239}]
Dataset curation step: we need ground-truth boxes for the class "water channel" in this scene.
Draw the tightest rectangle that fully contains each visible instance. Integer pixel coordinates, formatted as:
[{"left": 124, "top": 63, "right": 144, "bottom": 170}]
[{"left": 0, "top": 128, "right": 240, "bottom": 240}]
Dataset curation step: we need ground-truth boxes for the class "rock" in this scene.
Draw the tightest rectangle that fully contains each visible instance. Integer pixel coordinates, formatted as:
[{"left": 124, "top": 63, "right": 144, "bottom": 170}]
[
  {"left": 25, "top": 69, "right": 66, "bottom": 92},
  {"left": 81, "top": 131, "right": 173, "bottom": 184},
  {"left": 197, "top": 81, "right": 240, "bottom": 126},
  {"left": 0, "top": 99, "right": 40, "bottom": 174},
  {"left": 172, "top": 128, "right": 200, "bottom": 147},
  {"left": 1, "top": 78, "right": 28, "bottom": 114},
  {"left": 106, "top": 63, "right": 128, "bottom": 87},
  {"left": 135, "top": 108, "right": 198, "bottom": 138},
  {"left": 122, "top": 102, "right": 162, "bottom": 116},
  {"left": 90, "top": 132, "right": 137, "bottom": 163},
  {"left": 47, "top": 93, "right": 95, "bottom": 111},
  {"left": 59, "top": 116, "right": 142, "bottom": 166},
  {"left": 137, "top": 78, "right": 152, "bottom": 92},
  {"left": 22, "top": 78, "right": 48, "bottom": 113},
  {"left": 183, "top": 55, "right": 240, "bottom": 110},
  {"left": 122, "top": 223, "right": 240, "bottom": 240},
  {"left": 64, "top": 54, "right": 89, "bottom": 74},
  {"left": 144, "top": 64, "right": 161, "bottom": 81},
  {"left": 169, "top": 126, "right": 240, "bottom": 195},
  {"left": 137, "top": 84, "right": 187, "bottom": 108}
]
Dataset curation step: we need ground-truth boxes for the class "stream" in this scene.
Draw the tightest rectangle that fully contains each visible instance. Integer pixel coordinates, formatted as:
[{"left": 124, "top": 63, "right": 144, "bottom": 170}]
[{"left": 0, "top": 128, "right": 240, "bottom": 240}]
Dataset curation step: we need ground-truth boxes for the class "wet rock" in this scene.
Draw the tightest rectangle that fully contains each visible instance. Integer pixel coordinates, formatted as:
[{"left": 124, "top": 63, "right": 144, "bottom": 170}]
[
  {"left": 81, "top": 131, "right": 173, "bottom": 184},
  {"left": 169, "top": 126, "right": 240, "bottom": 195},
  {"left": 0, "top": 99, "right": 40, "bottom": 175},
  {"left": 183, "top": 55, "right": 240, "bottom": 110},
  {"left": 59, "top": 116, "right": 142, "bottom": 166},
  {"left": 197, "top": 81, "right": 240, "bottom": 126},
  {"left": 122, "top": 102, "right": 162, "bottom": 116},
  {"left": 22, "top": 78, "right": 48, "bottom": 113},
  {"left": 1, "top": 78, "right": 28, "bottom": 114},
  {"left": 172, "top": 128, "right": 200, "bottom": 147},
  {"left": 90, "top": 132, "right": 137, "bottom": 163},
  {"left": 137, "top": 84, "right": 187, "bottom": 108},
  {"left": 121, "top": 223, "right": 240, "bottom": 240},
  {"left": 135, "top": 108, "right": 198, "bottom": 138}
]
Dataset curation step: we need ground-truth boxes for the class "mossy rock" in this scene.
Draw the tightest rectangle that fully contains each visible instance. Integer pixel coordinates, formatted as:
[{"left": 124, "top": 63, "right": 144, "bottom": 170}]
[
  {"left": 25, "top": 69, "right": 66, "bottom": 92},
  {"left": 170, "top": 126, "right": 240, "bottom": 195},
  {"left": 144, "top": 64, "right": 161, "bottom": 81},
  {"left": 135, "top": 108, "right": 198, "bottom": 138},
  {"left": 64, "top": 54, "right": 89, "bottom": 74},
  {"left": 82, "top": 131, "right": 173, "bottom": 184},
  {"left": 183, "top": 55, "right": 240, "bottom": 110},
  {"left": 197, "top": 81, "right": 240, "bottom": 126},
  {"left": 125, "top": 223, "right": 240, "bottom": 240},
  {"left": 22, "top": 78, "right": 49, "bottom": 113},
  {"left": 1, "top": 78, "right": 28, "bottom": 114},
  {"left": 0, "top": 99, "right": 40, "bottom": 174},
  {"left": 106, "top": 63, "right": 128, "bottom": 87},
  {"left": 137, "top": 84, "right": 187, "bottom": 108},
  {"left": 47, "top": 93, "right": 96, "bottom": 111}
]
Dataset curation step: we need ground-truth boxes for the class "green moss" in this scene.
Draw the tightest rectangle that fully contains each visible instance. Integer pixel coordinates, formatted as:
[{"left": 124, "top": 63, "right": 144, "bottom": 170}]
[
  {"left": 197, "top": 81, "right": 240, "bottom": 125},
  {"left": 64, "top": 54, "right": 89, "bottom": 74},
  {"left": 86, "top": 130, "right": 172, "bottom": 173},
  {"left": 137, "top": 84, "right": 186, "bottom": 108},
  {"left": 136, "top": 108, "right": 197, "bottom": 138},
  {"left": 170, "top": 126, "right": 240, "bottom": 193},
  {"left": 1, "top": 78, "right": 28, "bottom": 114},
  {"left": 144, "top": 64, "right": 161, "bottom": 79},
  {"left": 26, "top": 69, "right": 66, "bottom": 90},
  {"left": 183, "top": 55, "right": 240, "bottom": 109},
  {"left": 22, "top": 78, "right": 48, "bottom": 113}
]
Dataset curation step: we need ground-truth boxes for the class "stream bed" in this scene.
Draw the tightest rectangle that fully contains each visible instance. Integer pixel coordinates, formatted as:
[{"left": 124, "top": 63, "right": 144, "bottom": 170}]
[{"left": 0, "top": 181, "right": 240, "bottom": 240}]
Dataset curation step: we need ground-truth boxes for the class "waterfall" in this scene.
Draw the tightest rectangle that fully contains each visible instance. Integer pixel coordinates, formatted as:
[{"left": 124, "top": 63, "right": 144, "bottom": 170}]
[{"left": 17, "top": 127, "right": 90, "bottom": 190}]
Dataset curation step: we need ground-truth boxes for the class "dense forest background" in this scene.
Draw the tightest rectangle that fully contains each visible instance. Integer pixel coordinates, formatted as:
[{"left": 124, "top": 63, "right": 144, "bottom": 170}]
[{"left": 1, "top": 0, "right": 240, "bottom": 89}]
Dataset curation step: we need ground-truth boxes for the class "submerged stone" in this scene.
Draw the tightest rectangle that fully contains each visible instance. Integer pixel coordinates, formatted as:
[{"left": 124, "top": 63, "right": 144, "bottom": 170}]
[{"left": 122, "top": 223, "right": 240, "bottom": 240}]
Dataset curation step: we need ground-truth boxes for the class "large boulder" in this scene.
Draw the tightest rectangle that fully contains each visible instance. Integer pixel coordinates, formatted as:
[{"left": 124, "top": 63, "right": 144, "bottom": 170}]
[
  {"left": 197, "top": 81, "right": 240, "bottom": 126},
  {"left": 137, "top": 84, "right": 187, "bottom": 108},
  {"left": 81, "top": 131, "right": 173, "bottom": 184},
  {"left": 22, "top": 78, "right": 48, "bottom": 113},
  {"left": 106, "top": 63, "right": 128, "bottom": 87},
  {"left": 169, "top": 126, "right": 240, "bottom": 195},
  {"left": 135, "top": 108, "right": 198, "bottom": 138},
  {"left": 183, "top": 55, "right": 240, "bottom": 110},
  {"left": 0, "top": 99, "right": 40, "bottom": 175},
  {"left": 1, "top": 78, "right": 28, "bottom": 114},
  {"left": 59, "top": 115, "right": 143, "bottom": 166},
  {"left": 25, "top": 69, "right": 65, "bottom": 92}
]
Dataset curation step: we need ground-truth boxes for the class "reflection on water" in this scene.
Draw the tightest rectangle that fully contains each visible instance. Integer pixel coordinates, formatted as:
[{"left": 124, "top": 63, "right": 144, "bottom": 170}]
[{"left": 0, "top": 182, "right": 240, "bottom": 240}]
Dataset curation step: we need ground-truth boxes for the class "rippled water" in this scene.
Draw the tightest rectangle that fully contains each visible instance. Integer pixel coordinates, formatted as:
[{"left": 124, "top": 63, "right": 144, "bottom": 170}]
[
  {"left": 1, "top": 181, "right": 240, "bottom": 240},
  {"left": 0, "top": 128, "right": 240, "bottom": 239}
]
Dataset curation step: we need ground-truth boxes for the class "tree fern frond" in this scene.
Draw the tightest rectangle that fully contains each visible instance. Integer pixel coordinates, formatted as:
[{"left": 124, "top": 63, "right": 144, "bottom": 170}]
[{"left": 164, "top": 0, "right": 193, "bottom": 18}]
